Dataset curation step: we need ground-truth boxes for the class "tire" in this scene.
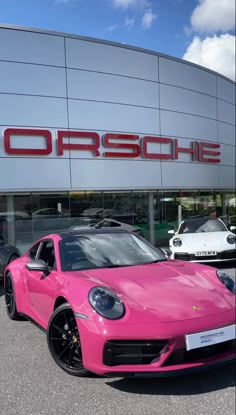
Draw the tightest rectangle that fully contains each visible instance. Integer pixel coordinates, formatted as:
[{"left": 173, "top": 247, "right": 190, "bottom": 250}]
[
  {"left": 4, "top": 272, "right": 20, "bottom": 320},
  {"left": 47, "top": 303, "right": 90, "bottom": 377}
]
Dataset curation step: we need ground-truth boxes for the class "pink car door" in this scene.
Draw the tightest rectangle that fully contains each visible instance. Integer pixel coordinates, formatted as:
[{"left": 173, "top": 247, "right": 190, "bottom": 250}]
[{"left": 25, "top": 239, "right": 59, "bottom": 326}]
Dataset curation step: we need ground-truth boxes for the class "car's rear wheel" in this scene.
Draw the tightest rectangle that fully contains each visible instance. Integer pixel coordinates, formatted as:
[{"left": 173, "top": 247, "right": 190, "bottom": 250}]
[
  {"left": 47, "top": 303, "right": 89, "bottom": 376},
  {"left": 5, "top": 273, "right": 20, "bottom": 320}
]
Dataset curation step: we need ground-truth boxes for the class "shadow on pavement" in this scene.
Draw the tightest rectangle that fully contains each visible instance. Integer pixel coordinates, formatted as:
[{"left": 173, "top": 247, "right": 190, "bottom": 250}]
[{"left": 106, "top": 363, "right": 236, "bottom": 395}]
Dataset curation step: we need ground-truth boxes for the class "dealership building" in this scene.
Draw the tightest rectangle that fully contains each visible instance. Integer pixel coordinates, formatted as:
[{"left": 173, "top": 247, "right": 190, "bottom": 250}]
[{"left": 0, "top": 24, "right": 235, "bottom": 253}]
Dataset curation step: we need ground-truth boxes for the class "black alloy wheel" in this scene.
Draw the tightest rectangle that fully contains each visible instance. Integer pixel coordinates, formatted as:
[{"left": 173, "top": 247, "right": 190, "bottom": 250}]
[
  {"left": 47, "top": 303, "right": 89, "bottom": 376},
  {"left": 5, "top": 273, "right": 20, "bottom": 320}
]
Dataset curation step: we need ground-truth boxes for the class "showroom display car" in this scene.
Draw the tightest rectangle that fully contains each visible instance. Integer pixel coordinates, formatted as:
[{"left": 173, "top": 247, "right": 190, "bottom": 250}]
[
  {"left": 4, "top": 229, "right": 236, "bottom": 377},
  {"left": 70, "top": 218, "right": 144, "bottom": 236},
  {"left": 0, "top": 239, "right": 20, "bottom": 279},
  {"left": 168, "top": 218, "right": 236, "bottom": 263}
]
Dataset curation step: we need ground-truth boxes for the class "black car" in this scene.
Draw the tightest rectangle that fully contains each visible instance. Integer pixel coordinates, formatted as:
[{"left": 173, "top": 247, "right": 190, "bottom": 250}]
[{"left": 0, "top": 239, "right": 20, "bottom": 279}]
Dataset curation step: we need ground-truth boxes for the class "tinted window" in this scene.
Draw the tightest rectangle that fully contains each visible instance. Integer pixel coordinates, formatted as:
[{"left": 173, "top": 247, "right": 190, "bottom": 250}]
[
  {"left": 179, "top": 218, "right": 227, "bottom": 234},
  {"left": 38, "top": 240, "right": 56, "bottom": 269},
  {"left": 59, "top": 232, "right": 165, "bottom": 271}
]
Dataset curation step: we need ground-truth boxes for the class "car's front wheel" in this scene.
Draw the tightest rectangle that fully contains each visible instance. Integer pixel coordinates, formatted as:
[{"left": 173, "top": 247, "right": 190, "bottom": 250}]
[
  {"left": 4, "top": 273, "right": 20, "bottom": 320},
  {"left": 47, "top": 303, "right": 90, "bottom": 376}
]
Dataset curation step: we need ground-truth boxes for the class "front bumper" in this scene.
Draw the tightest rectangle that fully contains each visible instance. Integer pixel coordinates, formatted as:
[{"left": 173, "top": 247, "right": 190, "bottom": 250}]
[
  {"left": 75, "top": 311, "right": 236, "bottom": 376},
  {"left": 172, "top": 249, "right": 236, "bottom": 263}
]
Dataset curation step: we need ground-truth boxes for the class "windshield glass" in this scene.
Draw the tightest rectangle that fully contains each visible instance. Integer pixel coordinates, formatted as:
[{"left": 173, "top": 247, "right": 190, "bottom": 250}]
[
  {"left": 59, "top": 232, "right": 165, "bottom": 271},
  {"left": 178, "top": 218, "right": 227, "bottom": 234}
]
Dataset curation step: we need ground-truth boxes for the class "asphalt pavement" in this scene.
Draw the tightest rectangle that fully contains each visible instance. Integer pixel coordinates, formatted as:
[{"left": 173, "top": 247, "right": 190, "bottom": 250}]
[{"left": 0, "top": 266, "right": 235, "bottom": 415}]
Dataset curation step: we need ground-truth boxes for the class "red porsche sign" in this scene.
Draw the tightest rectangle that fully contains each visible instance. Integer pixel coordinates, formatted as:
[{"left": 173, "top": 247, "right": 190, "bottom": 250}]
[{"left": 3, "top": 128, "right": 221, "bottom": 163}]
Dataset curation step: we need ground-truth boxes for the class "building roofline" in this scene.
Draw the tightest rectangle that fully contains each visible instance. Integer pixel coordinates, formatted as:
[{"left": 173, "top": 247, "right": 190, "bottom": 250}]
[{"left": 0, "top": 23, "right": 235, "bottom": 84}]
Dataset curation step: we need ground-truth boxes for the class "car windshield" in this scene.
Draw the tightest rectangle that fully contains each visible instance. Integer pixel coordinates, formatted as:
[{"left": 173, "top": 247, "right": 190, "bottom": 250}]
[
  {"left": 59, "top": 232, "right": 165, "bottom": 271},
  {"left": 178, "top": 218, "right": 227, "bottom": 234}
]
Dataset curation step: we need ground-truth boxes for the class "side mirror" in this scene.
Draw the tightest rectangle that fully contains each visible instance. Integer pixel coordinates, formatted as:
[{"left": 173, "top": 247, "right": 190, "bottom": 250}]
[
  {"left": 168, "top": 229, "right": 175, "bottom": 235},
  {"left": 230, "top": 225, "right": 236, "bottom": 231},
  {"left": 26, "top": 259, "right": 48, "bottom": 272}
]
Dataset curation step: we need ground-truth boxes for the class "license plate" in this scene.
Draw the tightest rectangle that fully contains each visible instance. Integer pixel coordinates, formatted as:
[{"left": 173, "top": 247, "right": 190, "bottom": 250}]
[
  {"left": 195, "top": 251, "right": 217, "bottom": 256},
  {"left": 185, "top": 324, "right": 236, "bottom": 351}
]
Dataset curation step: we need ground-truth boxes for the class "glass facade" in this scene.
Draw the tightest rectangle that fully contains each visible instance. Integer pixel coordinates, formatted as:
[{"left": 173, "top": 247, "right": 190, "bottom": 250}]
[{"left": 0, "top": 190, "right": 235, "bottom": 254}]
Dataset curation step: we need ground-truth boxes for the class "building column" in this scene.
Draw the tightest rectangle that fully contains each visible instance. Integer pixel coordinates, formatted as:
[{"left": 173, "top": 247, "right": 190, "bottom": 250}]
[
  {"left": 7, "top": 195, "right": 15, "bottom": 245},
  {"left": 148, "top": 192, "right": 155, "bottom": 245},
  {"left": 221, "top": 193, "right": 227, "bottom": 217}
]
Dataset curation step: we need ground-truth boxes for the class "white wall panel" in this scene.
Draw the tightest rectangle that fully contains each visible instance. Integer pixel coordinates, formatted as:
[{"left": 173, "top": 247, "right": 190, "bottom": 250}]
[
  {"left": 0, "top": 94, "right": 68, "bottom": 127},
  {"left": 0, "top": 61, "right": 67, "bottom": 97},
  {"left": 162, "top": 162, "right": 219, "bottom": 188},
  {"left": 0, "top": 28, "right": 65, "bottom": 66},
  {"left": 66, "top": 38, "right": 158, "bottom": 81},
  {"left": 218, "top": 99, "right": 235, "bottom": 125},
  {"left": 220, "top": 144, "right": 235, "bottom": 167},
  {"left": 67, "top": 69, "right": 158, "bottom": 107},
  {"left": 159, "top": 57, "right": 216, "bottom": 96},
  {"left": 0, "top": 158, "right": 71, "bottom": 190},
  {"left": 68, "top": 100, "right": 159, "bottom": 134},
  {"left": 217, "top": 77, "right": 236, "bottom": 105},
  {"left": 70, "top": 159, "right": 162, "bottom": 189},
  {"left": 160, "top": 110, "right": 217, "bottom": 141},
  {"left": 160, "top": 84, "right": 217, "bottom": 119},
  {"left": 218, "top": 121, "right": 236, "bottom": 146},
  {"left": 218, "top": 166, "right": 236, "bottom": 188}
]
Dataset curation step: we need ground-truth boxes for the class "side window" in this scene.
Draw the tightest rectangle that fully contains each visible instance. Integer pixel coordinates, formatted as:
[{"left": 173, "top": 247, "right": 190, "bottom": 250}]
[
  {"left": 38, "top": 240, "right": 56, "bottom": 269},
  {"left": 28, "top": 241, "right": 41, "bottom": 260}
]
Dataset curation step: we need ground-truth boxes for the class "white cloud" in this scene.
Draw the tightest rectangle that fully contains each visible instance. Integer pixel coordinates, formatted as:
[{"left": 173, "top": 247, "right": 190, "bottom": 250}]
[
  {"left": 191, "top": 0, "right": 236, "bottom": 33},
  {"left": 107, "top": 24, "right": 119, "bottom": 32},
  {"left": 124, "top": 17, "right": 135, "bottom": 29},
  {"left": 141, "top": 8, "right": 157, "bottom": 29},
  {"left": 183, "top": 34, "right": 235, "bottom": 81},
  {"left": 112, "top": 0, "right": 149, "bottom": 9}
]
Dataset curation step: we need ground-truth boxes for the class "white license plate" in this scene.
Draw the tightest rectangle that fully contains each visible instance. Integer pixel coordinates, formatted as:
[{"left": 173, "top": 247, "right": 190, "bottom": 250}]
[
  {"left": 185, "top": 324, "right": 236, "bottom": 351},
  {"left": 195, "top": 251, "right": 217, "bottom": 256}
]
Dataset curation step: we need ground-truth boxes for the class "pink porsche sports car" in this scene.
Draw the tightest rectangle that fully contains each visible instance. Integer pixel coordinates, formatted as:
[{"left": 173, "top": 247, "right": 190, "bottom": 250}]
[{"left": 4, "top": 229, "right": 236, "bottom": 377}]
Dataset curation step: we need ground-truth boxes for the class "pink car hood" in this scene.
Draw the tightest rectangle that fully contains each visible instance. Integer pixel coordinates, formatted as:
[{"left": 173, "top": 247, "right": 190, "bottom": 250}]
[{"left": 81, "top": 261, "right": 235, "bottom": 322}]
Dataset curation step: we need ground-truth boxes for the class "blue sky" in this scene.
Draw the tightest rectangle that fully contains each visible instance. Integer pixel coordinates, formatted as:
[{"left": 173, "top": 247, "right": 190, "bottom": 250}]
[{"left": 0, "top": 0, "right": 235, "bottom": 80}]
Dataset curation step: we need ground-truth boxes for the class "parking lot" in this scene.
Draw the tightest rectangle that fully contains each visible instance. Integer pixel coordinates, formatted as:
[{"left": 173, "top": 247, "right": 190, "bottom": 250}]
[{"left": 0, "top": 266, "right": 235, "bottom": 415}]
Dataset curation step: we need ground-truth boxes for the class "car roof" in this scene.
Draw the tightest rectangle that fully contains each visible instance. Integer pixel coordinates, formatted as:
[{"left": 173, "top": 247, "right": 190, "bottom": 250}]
[{"left": 58, "top": 228, "right": 131, "bottom": 239}]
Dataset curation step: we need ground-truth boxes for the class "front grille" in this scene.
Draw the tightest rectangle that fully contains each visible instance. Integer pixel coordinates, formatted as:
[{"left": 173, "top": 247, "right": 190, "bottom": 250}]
[
  {"left": 174, "top": 253, "right": 191, "bottom": 261},
  {"left": 164, "top": 339, "right": 235, "bottom": 366},
  {"left": 103, "top": 340, "right": 168, "bottom": 366}
]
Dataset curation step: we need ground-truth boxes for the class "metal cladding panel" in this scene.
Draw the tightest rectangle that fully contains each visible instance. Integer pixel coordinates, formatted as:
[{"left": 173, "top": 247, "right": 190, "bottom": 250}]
[
  {"left": 0, "top": 26, "right": 235, "bottom": 191},
  {"left": 219, "top": 166, "right": 236, "bottom": 189},
  {"left": 161, "top": 162, "right": 219, "bottom": 188},
  {"left": 219, "top": 144, "right": 236, "bottom": 167},
  {"left": 65, "top": 37, "right": 158, "bottom": 81},
  {"left": 160, "top": 110, "right": 217, "bottom": 142},
  {"left": 159, "top": 57, "right": 217, "bottom": 96},
  {"left": 0, "top": 28, "right": 65, "bottom": 66},
  {"left": 217, "top": 99, "right": 236, "bottom": 125},
  {"left": 0, "top": 61, "right": 67, "bottom": 97},
  {"left": 68, "top": 99, "right": 160, "bottom": 134},
  {"left": 0, "top": 158, "right": 71, "bottom": 190},
  {"left": 67, "top": 69, "right": 159, "bottom": 108},
  {"left": 217, "top": 77, "right": 236, "bottom": 105},
  {"left": 218, "top": 121, "right": 236, "bottom": 146},
  {"left": 160, "top": 84, "right": 217, "bottom": 119},
  {"left": 70, "top": 159, "right": 162, "bottom": 190},
  {"left": 0, "top": 94, "right": 68, "bottom": 128}
]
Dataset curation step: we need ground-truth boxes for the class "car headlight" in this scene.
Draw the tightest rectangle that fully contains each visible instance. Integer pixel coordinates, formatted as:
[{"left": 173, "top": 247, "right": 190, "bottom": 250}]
[
  {"left": 173, "top": 238, "right": 182, "bottom": 247},
  {"left": 88, "top": 287, "right": 125, "bottom": 319},
  {"left": 227, "top": 234, "right": 236, "bottom": 244},
  {"left": 217, "top": 271, "right": 236, "bottom": 294}
]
